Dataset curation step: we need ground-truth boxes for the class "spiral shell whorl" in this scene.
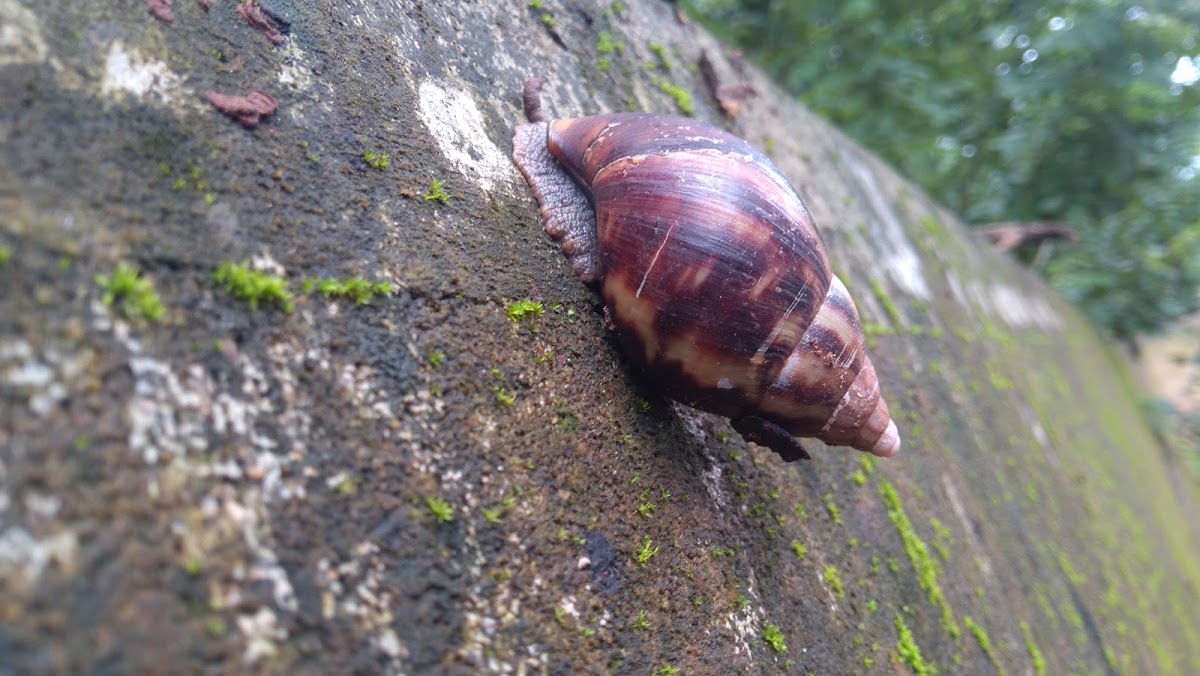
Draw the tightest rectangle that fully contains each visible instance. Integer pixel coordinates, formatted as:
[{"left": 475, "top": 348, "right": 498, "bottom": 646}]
[{"left": 515, "top": 107, "right": 901, "bottom": 458}]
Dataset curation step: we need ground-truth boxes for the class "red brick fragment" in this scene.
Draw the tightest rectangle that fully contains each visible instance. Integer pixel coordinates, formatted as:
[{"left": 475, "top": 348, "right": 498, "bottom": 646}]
[
  {"left": 206, "top": 90, "right": 279, "bottom": 129},
  {"left": 146, "top": 0, "right": 174, "bottom": 23}
]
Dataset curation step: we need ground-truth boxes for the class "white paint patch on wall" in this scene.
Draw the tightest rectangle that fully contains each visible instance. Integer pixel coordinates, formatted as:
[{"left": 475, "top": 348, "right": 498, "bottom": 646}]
[
  {"left": 843, "top": 155, "right": 931, "bottom": 300},
  {"left": 100, "top": 40, "right": 196, "bottom": 111},
  {"left": 416, "top": 80, "right": 517, "bottom": 196}
]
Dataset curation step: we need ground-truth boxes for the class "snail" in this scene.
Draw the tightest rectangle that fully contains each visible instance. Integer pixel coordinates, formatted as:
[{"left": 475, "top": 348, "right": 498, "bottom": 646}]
[{"left": 511, "top": 78, "right": 900, "bottom": 461}]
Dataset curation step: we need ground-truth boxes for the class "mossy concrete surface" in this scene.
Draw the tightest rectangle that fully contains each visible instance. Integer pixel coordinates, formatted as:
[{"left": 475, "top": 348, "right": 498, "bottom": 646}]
[{"left": 1, "top": 1, "right": 1198, "bottom": 673}]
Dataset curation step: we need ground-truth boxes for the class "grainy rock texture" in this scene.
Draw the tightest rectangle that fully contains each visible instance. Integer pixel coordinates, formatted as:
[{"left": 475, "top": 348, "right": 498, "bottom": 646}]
[{"left": 1, "top": 1, "right": 1198, "bottom": 674}]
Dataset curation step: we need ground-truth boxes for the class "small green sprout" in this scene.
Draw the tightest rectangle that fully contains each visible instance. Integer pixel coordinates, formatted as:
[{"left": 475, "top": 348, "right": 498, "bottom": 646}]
[
  {"left": 632, "top": 610, "right": 650, "bottom": 631},
  {"left": 634, "top": 537, "right": 659, "bottom": 566},
  {"left": 425, "top": 495, "right": 455, "bottom": 523},
  {"left": 659, "top": 489, "right": 672, "bottom": 502},
  {"left": 423, "top": 178, "right": 450, "bottom": 204},
  {"left": 540, "top": 13, "right": 554, "bottom": 26},
  {"left": 334, "top": 476, "right": 355, "bottom": 495},
  {"left": 637, "top": 500, "right": 656, "bottom": 518},
  {"left": 213, "top": 260, "right": 294, "bottom": 312},
  {"left": 794, "top": 502, "right": 808, "bottom": 521},
  {"left": 762, "top": 622, "right": 787, "bottom": 653},
  {"left": 630, "top": 471, "right": 640, "bottom": 484},
  {"left": 556, "top": 527, "right": 569, "bottom": 542},
  {"left": 482, "top": 507, "right": 503, "bottom": 523},
  {"left": 867, "top": 599, "right": 878, "bottom": 613},
  {"left": 428, "top": 350, "right": 445, "bottom": 367},
  {"left": 528, "top": 0, "right": 542, "bottom": 7},
  {"left": 96, "top": 262, "right": 166, "bottom": 322},
  {"left": 362, "top": 149, "right": 389, "bottom": 169},
  {"left": 851, "top": 469, "right": 867, "bottom": 486},
  {"left": 0, "top": 244, "right": 11, "bottom": 264},
  {"left": 790, "top": 540, "right": 807, "bottom": 560},
  {"left": 506, "top": 298, "right": 544, "bottom": 322},
  {"left": 652, "top": 665, "right": 679, "bottom": 676}
]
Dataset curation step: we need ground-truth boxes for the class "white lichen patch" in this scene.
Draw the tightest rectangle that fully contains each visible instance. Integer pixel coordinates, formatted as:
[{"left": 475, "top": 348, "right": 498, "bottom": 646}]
[
  {"left": 416, "top": 80, "right": 517, "bottom": 196},
  {"left": 0, "top": 0, "right": 49, "bottom": 67},
  {"left": 317, "top": 541, "right": 408, "bottom": 672},
  {"left": 0, "top": 526, "right": 79, "bottom": 595},
  {"left": 724, "top": 579, "right": 765, "bottom": 659},
  {"left": 948, "top": 276, "right": 1062, "bottom": 331},
  {"left": 100, "top": 40, "right": 197, "bottom": 113},
  {"left": 1, "top": 339, "right": 91, "bottom": 416},
  {"left": 844, "top": 155, "right": 932, "bottom": 301}
]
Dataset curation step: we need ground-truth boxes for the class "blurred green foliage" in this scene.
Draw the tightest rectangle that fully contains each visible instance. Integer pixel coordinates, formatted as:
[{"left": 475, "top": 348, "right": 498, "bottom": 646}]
[{"left": 685, "top": 0, "right": 1200, "bottom": 339}]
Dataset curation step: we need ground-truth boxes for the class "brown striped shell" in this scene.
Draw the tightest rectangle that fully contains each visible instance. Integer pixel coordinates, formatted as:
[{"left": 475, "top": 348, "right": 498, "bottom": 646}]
[{"left": 511, "top": 80, "right": 900, "bottom": 460}]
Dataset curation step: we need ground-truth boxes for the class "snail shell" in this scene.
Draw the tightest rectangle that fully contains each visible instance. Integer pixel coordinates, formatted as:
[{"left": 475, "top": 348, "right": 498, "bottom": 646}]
[{"left": 512, "top": 79, "right": 900, "bottom": 460}]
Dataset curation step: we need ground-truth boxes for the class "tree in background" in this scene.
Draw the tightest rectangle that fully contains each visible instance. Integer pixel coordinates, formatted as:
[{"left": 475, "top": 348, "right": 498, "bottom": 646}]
[{"left": 685, "top": 0, "right": 1200, "bottom": 341}]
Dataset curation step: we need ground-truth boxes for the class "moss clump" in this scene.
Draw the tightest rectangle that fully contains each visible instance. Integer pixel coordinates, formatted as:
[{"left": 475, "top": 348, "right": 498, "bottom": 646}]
[
  {"left": 824, "top": 564, "right": 845, "bottom": 598},
  {"left": 0, "top": 244, "right": 10, "bottom": 264},
  {"left": 213, "top": 261, "right": 294, "bottom": 312},
  {"left": 505, "top": 299, "right": 544, "bottom": 321},
  {"left": 362, "top": 149, "right": 389, "bottom": 169},
  {"left": 790, "top": 539, "right": 807, "bottom": 560},
  {"left": 880, "top": 480, "right": 959, "bottom": 639},
  {"left": 423, "top": 178, "right": 451, "bottom": 204},
  {"left": 823, "top": 493, "right": 843, "bottom": 524},
  {"left": 425, "top": 495, "right": 455, "bottom": 523},
  {"left": 303, "top": 277, "right": 392, "bottom": 304},
  {"left": 964, "top": 616, "right": 1003, "bottom": 674},
  {"left": 634, "top": 536, "right": 659, "bottom": 566},
  {"left": 869, "top": 278, "right": 903, "bottom": 325},
  {"left": 651, "top": 77, "right": 693, "bottom": 115},
  {"left": 895, "top": 613, "right": 932, "bottom": 674},
  {"left": 97, "top": 262, "right": 166, "bottom": 322},
  {"left": 762, "top": 622, "right": 787, "bottom": 653},
  {"left": 1020, "top": 621, "right": 1046, "bottom": 676}
]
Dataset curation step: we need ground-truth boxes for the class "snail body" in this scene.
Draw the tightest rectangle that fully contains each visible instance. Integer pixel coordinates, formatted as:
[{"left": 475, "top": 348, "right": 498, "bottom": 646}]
[{"left": 511, "top": 79, "right": 899, "bottom": 460}]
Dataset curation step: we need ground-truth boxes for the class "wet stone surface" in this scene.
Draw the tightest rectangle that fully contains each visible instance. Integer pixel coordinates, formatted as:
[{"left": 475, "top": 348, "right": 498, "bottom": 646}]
[{"left": 0, "top": 1, "right": 1198, "bottom": 674}]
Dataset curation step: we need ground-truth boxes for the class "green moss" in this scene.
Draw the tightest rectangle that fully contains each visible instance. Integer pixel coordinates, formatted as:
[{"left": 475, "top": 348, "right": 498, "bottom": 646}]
[
  {"left": 634, "top": 537, "right": 659, "bottom": 566},
  {"left": 97, "top": 262, "right": 166, "bottom": 322},
  {"left": 762, "top": 622, "right": 788, "bottom": 653},
  {"left": 790, "top": 539, "right": 807, "bottom": 560},
  {"left": 879, "top": 480, "right": 960, "bottom": 639},
  {"left": 852, "top": 469, "right": 868, "bottom": 486},
  {"left": 824, "top": 564, "right": 845, "bottom": 598},
  {"left": 427, "top": 350, "right": 445, "bottom": 367},
  {"left": 495, "top": 389, "right": 516, "bottom": 407},
  {"left": 506, "top": 298, "right": 544, "bottom": 321},
  {"left": 423, "top": 178, "right": 451, "bottom": 204},
  {"left": 648, "top": 42, "right": 671, "bottom": 71},
  {"left": 1057, "top": 551, "right": 1087, "bottom": 585},
  {"left": 651, "top": 665, "right": 679, "bottom": 676},
  {"left": 425, "top": 495, "right": 455, "bottom": 522},
  {"left": 651, "top": 77, "right": 693, "bottom": 115},
  {"left": 930, "top": 518, "right": 953, "bottom": 561},
  {"left": 869, "top": 278, "right": 903, "bottom": 325},
  {"left": 213, "top": 260, "right": 294, "bottom": 312},
  {"left": 482, "top": 507, "right": 503, "bottom": 523},
  {"left": 304, "top": 277, "right": 392, "bottom": 304},
  {"left": 895, "top": 613, "right": 932, "bottom": 674},
  {"left": 823, "top": 493, "right": 843, "bottom": 524},
  {"left": 867, "top": 599, "right": 878, "bottom": 613},
  {"left": 361, "top": 149, "right": 389, "bottom": 169},
  {"left": 0, "top": 244, "right": 10, "bottom": 264},
  {"left": 632, "top": 610, "right": 650, "bottom": 630},
  {"left": 964, "top": 616, "right": 1003, "bottom": 674},
  {"left": 1022, "top": 619, "right": 1051, "bottom": 672},
  {"left": 540, "top": 13, "right": 554, "bottom": 27},
  {"left": 204, "top": 616, "right": 227, "bottom": 637}
]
